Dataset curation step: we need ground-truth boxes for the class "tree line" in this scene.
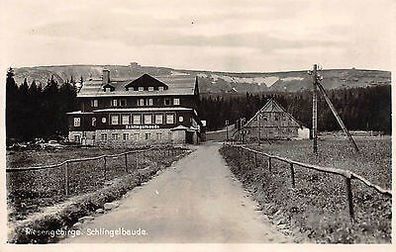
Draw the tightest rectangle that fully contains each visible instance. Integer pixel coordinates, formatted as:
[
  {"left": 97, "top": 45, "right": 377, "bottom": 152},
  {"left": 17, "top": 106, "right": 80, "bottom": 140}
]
[
  {"left": 6, "top": 66, "right": 391, "bottom": 143},
  {"left": 6, "top": 68, "right": 78, "bottom": 143},
  {"left": 198, "top": 85, "right": 391, "bottom": 134}
]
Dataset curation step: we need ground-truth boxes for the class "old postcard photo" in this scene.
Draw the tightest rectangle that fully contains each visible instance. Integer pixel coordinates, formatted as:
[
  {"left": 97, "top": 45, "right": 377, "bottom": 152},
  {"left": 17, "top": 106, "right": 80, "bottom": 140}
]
[{"left": 1, "top": 0, "right": 393, "bottom": 250}]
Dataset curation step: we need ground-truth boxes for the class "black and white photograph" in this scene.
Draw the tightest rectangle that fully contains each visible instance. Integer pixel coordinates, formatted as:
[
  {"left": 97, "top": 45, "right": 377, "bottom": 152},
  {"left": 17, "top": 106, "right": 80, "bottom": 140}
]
[{"left": 1, "top": 0, "right": 393, "bottom": 249}]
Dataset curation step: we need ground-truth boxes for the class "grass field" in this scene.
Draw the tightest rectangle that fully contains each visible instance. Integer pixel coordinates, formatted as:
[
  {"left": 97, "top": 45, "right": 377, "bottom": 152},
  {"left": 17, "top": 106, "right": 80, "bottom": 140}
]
[
  {"left": 6, "top": 145, "right": 187, "bottom": 222},
  {"left": 220, "top": 137, "right": 391, "bottom": 243},
  {"left": 251, "top": 137, "right": 391, "bottom": 189}
]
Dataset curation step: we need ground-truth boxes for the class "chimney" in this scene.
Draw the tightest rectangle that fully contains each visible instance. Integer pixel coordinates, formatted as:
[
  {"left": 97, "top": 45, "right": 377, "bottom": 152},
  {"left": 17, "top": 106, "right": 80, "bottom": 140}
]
[{"left": 102, "top": 69, "right": 110, "bottom": 85}]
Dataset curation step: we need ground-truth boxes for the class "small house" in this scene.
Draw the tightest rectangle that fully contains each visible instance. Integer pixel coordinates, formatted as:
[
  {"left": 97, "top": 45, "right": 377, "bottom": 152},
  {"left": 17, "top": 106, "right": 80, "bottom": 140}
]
[{"left": 241, "top": 98, "right": 309, "bottom": 141}]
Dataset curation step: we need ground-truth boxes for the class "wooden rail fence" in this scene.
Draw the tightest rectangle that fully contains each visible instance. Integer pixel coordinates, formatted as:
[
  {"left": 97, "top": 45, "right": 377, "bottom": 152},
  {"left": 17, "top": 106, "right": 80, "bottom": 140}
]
[
  {"left": 6, "top": 146, "right": 186, "bottom": 196},
  {"left": 226, "top": 143, "right": 391, "bottom": 221}
]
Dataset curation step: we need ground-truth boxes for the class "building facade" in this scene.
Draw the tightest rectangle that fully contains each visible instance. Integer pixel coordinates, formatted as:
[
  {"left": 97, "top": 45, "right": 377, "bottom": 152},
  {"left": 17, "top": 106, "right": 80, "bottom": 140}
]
[
  {"left": 67, "top": 70, "right": 203, "bottom": 146},
  {"left": 239, "top": 98, "right": 309, "bottom": 141}
]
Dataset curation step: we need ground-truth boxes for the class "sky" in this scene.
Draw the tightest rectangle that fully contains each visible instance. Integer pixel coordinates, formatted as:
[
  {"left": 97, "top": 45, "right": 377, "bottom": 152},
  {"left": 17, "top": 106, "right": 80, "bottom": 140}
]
[{"left": 0, "top": 0, "right": 394, "bottom": 72}]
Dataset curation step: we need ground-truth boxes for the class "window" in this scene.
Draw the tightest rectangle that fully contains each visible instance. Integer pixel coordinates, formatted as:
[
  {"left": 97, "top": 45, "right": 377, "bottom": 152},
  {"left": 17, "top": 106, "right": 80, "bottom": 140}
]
[
  {"left": 92, "top": 117, "right": 96, "bottom": 127},
  {"left": 164, "top": 98, "right": 171, "bottom": 106},
  {"left": 91, "top": 99, "right": 98, "bottom": 107},
  {"left": 146, "top": 98, "right": 153, "bottom": 106},
  {"left": 145, "top": 133, "right": 151, "bottom": 140},
  {"left": 123, "top": 133, "right": 129, "bottom": 141},
  {"left": 159, "top": 86, "right": 164, "bottom": 91},
  {"left": 138, "top": 87, "right": 144, "bottom": 91},
  {"left": 74, "top": 135, "right": 80, "bottom": 142},
  {"left": 111, "top": 115, "right": 119, "bottom": 125},
  {"left": 74, "top": 117, "right": 81, "bottom": 127},
  {"left": 144, "top": 114, "right": 152, "bottom": 124},
  {"left": 155, "top": 114, "right": 163, "bottom": 124},
  {"left": 174, "top": 98, "right": 180, "bottom": 105},
  {"left": 166, "top": 114, "right": 174, "bottom": 124},
  {"left": 112, "top": 133, "right": 119, "bottom": 140},
  {"left": 138, "top": 99, "right": 145, "bottom": 106},
  {"left": 92, "top": 135, "right": 96, "bottom": 140},
  {"left": 132, "top": 115, "right": 141, "bottom": 125},
  {"left": 178, "top": 116, "right": 184, "bottom": 123},
  {"left": 102, "top": 117, "right": 107, "bottom": 123},
  {"left": 120, "top": 99, "right": 127, "bottom": 107},
  {"left": 156, "top": 133, "right": 162, "bottom": 140},
  {"left": 133, "top": 133, "right": 139, "bottom": 141},
  {"left": 122, "top": 115, "right": 130, "bottom": 125},
  {"left": 148, "top": 87, "right": 154, "bottom": 91},
  {"left": 101, "top": 134, "right": 107, "bottom": 141},
  {"left": 112, "top": 99, "right": 118, "bottom": 107}
]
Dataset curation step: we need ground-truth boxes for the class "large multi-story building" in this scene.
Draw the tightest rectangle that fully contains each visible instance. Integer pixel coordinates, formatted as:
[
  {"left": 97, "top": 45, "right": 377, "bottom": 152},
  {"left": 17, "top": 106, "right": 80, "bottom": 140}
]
[{"left": 67, "top": 69, "right": 203, "bottom": 146}]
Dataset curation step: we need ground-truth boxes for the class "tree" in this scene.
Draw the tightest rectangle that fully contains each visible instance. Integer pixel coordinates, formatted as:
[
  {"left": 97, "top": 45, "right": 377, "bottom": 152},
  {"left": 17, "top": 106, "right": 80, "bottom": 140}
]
[{"left": 6, "top": 68, "right": 19, "bottom": 140}]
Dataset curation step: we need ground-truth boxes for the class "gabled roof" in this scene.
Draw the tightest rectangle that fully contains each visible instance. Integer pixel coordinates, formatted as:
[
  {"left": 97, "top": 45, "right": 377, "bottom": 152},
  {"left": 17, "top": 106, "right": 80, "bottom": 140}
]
[
  {"left": 244, "top": 98, "right": 301, "bottom": 127},
  {"left": 124, "top": 74, "right": 168, "bottom": 89},
  {"left": 78, "top": 74, "right": 197, "bottom": 97}
]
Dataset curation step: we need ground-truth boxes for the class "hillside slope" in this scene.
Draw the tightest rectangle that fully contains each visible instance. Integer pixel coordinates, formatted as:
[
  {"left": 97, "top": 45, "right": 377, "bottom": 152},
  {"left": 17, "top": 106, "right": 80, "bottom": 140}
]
[{"left": 12, "top": 63, "right": 391, "bottom": 93}]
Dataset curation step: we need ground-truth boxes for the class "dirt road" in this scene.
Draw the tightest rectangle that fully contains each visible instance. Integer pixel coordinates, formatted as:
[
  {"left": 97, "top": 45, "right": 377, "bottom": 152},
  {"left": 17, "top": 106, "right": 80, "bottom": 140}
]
[{"left": 62, "top": 142, "right": 290, "bottom": 243}]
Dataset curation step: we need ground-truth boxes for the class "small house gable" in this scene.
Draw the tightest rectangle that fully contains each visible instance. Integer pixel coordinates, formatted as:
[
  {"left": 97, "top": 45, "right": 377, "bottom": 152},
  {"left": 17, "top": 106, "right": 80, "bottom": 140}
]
[
  {"left": 240, "top": 98, "right": 305, "bottom": 140},
  {"left": 124, "top": 74, "right": 168, "bottom": 91}
]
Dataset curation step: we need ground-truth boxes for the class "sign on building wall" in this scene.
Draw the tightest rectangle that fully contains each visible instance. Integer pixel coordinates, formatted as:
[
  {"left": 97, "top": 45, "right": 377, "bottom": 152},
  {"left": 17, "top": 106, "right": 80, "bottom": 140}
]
[{"left": 126, "top": 125, "right": 160, "bottom": 129}]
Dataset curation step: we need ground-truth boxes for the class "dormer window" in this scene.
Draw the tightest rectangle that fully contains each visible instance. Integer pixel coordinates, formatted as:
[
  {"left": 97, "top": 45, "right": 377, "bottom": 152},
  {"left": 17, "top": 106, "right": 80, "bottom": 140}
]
[
  {"left": 159, "top": 86, "right": 164, "bottom": 91},
  {"left": 148, "top": 87, "right": 154, "bottom": 91},
  {"left": 138, "top": 87, "right": 144, "bottom": 92},
  {"left": 103, "top": 84, "right": 115, "bottom": 92}
]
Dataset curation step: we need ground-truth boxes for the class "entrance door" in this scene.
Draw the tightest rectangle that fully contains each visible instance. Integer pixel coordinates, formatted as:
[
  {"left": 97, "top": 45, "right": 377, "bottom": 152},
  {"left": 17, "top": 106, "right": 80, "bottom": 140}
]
[
  {"left": 74, "top": 135, "right": 80, "bottom": 143},
  {"left": 186, "top": 132, "right": 194, "bottom": 144}
]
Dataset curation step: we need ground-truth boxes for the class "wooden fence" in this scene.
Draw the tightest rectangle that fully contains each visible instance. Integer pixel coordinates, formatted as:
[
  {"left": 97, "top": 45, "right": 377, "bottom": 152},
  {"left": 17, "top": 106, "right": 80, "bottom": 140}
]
[
  {"left": 226, "top": 143, "right": 391, "bottom": 221},
  {"left": 6, "top": 146, "right": 186, "bottom": 196}
]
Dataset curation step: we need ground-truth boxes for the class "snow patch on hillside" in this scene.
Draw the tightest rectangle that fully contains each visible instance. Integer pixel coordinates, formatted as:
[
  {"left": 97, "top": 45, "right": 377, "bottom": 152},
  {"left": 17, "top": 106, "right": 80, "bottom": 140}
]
[
  {"left": 209, "top": 74, "right": 279, "bottom": 87},
  {"left": 281, "top": 77, "right": 304, "bottom": 82},
  {"left": 170, "top": 70, "right": 189, "bottom": 76},
  {"left": 197, "top": 73, "right": 208, "bottom": 78}
]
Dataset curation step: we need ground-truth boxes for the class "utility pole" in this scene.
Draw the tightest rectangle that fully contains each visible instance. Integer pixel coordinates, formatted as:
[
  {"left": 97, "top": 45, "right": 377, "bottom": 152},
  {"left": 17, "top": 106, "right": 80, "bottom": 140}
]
[
  {"left": 258, "top": 113, "right": 261, "bottom": 145},
  {"left": 225, "top": 120, "right": 229, "bottom": 142},
  {"left": 310, "top": 64, "right": 319, "bottom": 154},
  {"left": 308, "top": 64, "right": 359, "bottom": 153}
]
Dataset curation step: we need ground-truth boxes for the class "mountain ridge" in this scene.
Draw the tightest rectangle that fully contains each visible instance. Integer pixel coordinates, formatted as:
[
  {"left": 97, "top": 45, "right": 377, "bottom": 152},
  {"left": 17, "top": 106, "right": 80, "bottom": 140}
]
[{"left": 11, "top": 63, "right": 391, "bottom": 94}]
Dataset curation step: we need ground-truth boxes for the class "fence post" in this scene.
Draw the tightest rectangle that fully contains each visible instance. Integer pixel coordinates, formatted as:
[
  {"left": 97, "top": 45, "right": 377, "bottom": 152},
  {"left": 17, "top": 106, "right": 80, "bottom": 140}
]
[
  {"left": 124, "top": 153, "right": 128, "bottom": 173},
  {"left": 345, "top": 177, "right": 355, "bottom": 221},
  {"left": 136, "top": 152, "right": 139, "bottom": 169},
  {"left": 65, "top": 161, "right": 69, "bottom": 196},
  {"left": 103, "top": 156, "right": 107, "bottom": 179},
  {"left": 268, "top": 157, "right": 272, "bottom": 172},
  {"left": 290, "top": 163, "right": 295, "bottom": 188}
]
